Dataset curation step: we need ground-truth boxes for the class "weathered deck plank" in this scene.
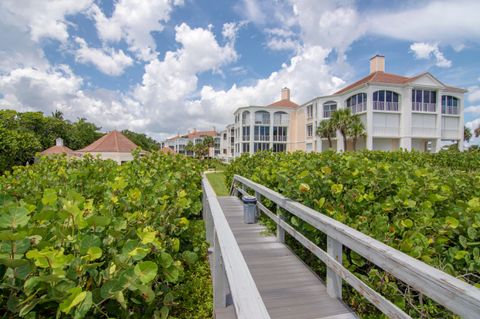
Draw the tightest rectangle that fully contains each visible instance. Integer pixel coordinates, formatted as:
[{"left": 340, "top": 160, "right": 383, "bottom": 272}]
[{"left": 216, "top": 196, "right": 356, "bottom": 319}]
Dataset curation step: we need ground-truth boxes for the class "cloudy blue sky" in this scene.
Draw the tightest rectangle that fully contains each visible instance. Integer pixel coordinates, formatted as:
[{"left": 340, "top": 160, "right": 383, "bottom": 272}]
[{"left": 1, "top": 0, "right": 480, "bottom": 142}]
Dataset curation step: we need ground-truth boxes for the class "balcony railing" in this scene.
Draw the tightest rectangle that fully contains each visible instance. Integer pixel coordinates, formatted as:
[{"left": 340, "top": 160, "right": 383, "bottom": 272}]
[
  {"left": 349, "top": 102, "right": 366, "bottom": 114},
  {"left": 273, "top": 120, "right": 289, "bottom": 126},
  {"left": 373, "top": 101, "right": 399, "bottom": 111},
  {"left": 323, "top": 110, "right": 335, "bottom": 118},
  {"left": 412, "top": 102, "right": 436, "bottom": 112},
  {"left": 242, "top": 135, "right": 250, "bottom": 141},
  {"left": 242, "top": 120, "right": 250, "bottom": 125},
  {"left": 273, "top": 136, "right": 287, "bottom": 142},
  {"left": 442, "top": 106, "right": 459, "bottom": 115},
  {"left": 255, "top": 120, "right": 270, "bottom": 125},
  {"left": 254, "top": 135, "right": 270, "bottom": 141}
]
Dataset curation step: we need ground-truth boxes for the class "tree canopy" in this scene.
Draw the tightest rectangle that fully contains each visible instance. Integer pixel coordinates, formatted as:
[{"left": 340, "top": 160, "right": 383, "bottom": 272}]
[{"left": 0, "top": 109, "right": 161, "bottom": 173}]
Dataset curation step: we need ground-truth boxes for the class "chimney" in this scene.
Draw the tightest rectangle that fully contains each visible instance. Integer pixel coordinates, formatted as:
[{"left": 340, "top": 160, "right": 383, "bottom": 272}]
[
  {"left": 281, "top": 87, "right": 290, "bottom": 100},
  {"left": 55, "top": 138, "right": 64, "bottom": 146},
  {"left": 370, "top": 55, "right": 385, "bottom": 73}
]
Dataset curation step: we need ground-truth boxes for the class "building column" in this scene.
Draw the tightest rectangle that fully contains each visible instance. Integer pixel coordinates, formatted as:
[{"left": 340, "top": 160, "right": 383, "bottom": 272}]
[
  {"left": 336, "top": 130, "right": 344, "bottom": 152},
  {"left": 434, "top": 90, "right": 443, "bottom": 153},
  {"left": 366, "top": 87, "right": 374, "bottom": 150},
  {"left": 400, "top": 86, "right": 413, "bottom": 151},
  {"left": 459, "top": 95, "right": 465, "bottom": 151},
  {"left": 269, "top": 111, "right": 274, "bottom": 151},
  {"left": 250, "top": 112, "right": 254, "bottom": 154}
]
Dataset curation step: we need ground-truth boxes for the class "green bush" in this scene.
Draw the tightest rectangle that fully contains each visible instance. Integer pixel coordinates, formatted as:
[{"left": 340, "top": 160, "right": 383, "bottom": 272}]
[
  {"left": 226, "top": 151, "right": 480, "bottom": 318},
  {"left": 0, "top": 152, "right": 212, "bottom": 318}
]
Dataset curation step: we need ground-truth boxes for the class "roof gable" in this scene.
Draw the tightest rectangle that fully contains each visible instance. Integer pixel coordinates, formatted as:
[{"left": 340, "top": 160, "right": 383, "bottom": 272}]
[
  {"left": 78, "top": 131, "right": 138, "bottom": 153},
  {"left": 407, "top": 72, "right": 445, "bottom": 88},
  {"left": 40, "top": 145, "right": 76, "bottom": 156}
]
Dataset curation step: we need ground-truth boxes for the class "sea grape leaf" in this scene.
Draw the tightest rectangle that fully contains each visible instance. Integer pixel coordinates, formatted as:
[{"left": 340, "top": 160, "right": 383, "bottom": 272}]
[
  {"left": 0, "top": 206, "right": 30, "bottom": 229},
  {"left": 79, "top": 235, "right": 101, "bottom": 254},
  {"left": 59, "top": 287, "right": 87, "bottom": 314},
  {"left": 74, "top": 291, "right": 92, "bottom": 319},
  {"left": 182, "top": 251, "right": 198, "bottom": 266},
  {"left": 41, "top": 189, "right": 57, "bottom": 206},
  {"left": 134, "top": 261, "right": 157, "bottom": 284},
  {"left": 159, "top": 252, "right": 173, "bottom": 268},
  {"left": 86, "top": 216, "right": 111, "bottom": 227},
  {"left": 128, "top": 247, "right": 150, "bottom": 261},
  {"left": 85, "top": 247, "right": 102, "bottom": 261}
]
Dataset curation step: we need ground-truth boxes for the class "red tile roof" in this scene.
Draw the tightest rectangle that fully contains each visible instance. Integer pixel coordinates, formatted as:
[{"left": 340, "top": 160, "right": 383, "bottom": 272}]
[
  {"left": 186, "top": 130, "right": 218, "bottom": 139},
  {"left": 335, "top": 71, "right": 410, "bottom": 94},
  {"left": 77, "top": 130, "right": 138, "bottom": 153},
  {"left": 268, "top": 99, "right": 299, "bottom": 108},
  {"left": 40, "top": 145, "right": 76, "bottom": 156},
  {"left": 334, "top": 71, "right": 465, "bottom": 95}
]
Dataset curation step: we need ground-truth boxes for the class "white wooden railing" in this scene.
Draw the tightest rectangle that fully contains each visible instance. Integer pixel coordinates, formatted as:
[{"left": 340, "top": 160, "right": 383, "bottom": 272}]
[
  {"left": 202, "top": 175, "right": 270, "bottom": 319},
  {"left": 231, "top": 174, "right": 480, "bottom": 319}
]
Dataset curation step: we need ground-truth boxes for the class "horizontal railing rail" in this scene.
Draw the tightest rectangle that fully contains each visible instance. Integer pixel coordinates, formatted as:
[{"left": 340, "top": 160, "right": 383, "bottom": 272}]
[
  {"left": 232, "top": 174, "right": 480, "bottom": 319},
  {"left": 202, "top": 175, "right": 270, "bottom": 319}
]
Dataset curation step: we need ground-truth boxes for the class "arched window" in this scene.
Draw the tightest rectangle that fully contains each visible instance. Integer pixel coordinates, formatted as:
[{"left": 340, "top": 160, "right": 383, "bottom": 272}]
[
  {"left": 323, "top": 101, "right": 337, "bottom": 118},
  {"left": 242, "top": 111, "right": 250, "bottom": 125},
  {"left": 254, "top": 111, "right": 270, "bottom": 125},
  {"left": 346, "top": 93, "right": 367, "bottom": 114},
  {"left": 373, "top": 90, "right": 399, "bottom": 111},
  {"left": 441, "top": 95, "right": 459, "bottom": 114},
  {"left": 273, "top": 111, "right": 288, "bottom": 125}
]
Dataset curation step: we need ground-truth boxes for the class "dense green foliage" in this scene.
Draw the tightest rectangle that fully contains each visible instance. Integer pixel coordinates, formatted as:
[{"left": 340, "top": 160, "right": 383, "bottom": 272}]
[
  {"left": 226, "top": 151, "right": 480, "bottom": 318},
  {"left": 0, "top": 152, "right": 212, "bottom": 318},
  {"left": 121, "top": 130, "right": 161, "bottom": 151},
  {"left": 0, "top": 110, "right": 103, "bottom": 172}
]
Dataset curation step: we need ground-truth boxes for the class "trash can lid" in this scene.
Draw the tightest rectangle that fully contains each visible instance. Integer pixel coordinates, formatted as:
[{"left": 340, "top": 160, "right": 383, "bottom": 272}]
[{"left": 242, "top": 195, "right": 257, "bottom": 203}]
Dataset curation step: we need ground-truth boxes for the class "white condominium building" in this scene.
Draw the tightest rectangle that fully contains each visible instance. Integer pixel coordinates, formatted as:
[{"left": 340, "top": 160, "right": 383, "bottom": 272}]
[
  {"left": 292, "top": 55, "right": 466, "bottom": 153},
  {"left": 229, "top": 87, "right": 299, "bottom": 157},
  {"left": 162, "top": 129, "right": 221, "bottom": 157}
]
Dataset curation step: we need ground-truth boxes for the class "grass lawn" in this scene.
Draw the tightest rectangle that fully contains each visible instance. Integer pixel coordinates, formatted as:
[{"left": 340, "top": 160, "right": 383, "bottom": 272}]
[{"left": 206, "top": 172, "right": 229, "bottom": 196}]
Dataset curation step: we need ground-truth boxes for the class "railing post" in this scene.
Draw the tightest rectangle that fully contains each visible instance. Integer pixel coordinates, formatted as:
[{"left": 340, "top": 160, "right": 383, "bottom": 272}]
[
  {"left": 327, "top": 236, "right": 343, "bottom": 299},
  {"left": 276, "top": 205, "right": 285, "bottom": 243},
  {"left": 213, "top": 231, "right": 227, "bottom": 308},
  {"left": 203, "top": 185, "right": 214, "bottom": 246}
]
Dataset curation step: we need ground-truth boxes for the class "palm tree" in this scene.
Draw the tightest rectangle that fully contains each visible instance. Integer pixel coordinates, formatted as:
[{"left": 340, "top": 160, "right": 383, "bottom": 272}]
[
  {"left": 474, "top": 126, "right": 480, "bottom": 138},
  {"left": 348, "top": 115, "right": 367, "bottom": 151},
  {"left": 202, "top": 136, "right": 215, "bottom": 158},
  {"left": 51, "top": 110, "right": 64, "bottom": 120},
  {"left": 185, "top": 141, "right": 194, "bottom": 156},
  {"left": 464, "top": 126, "right": 472, "bottom": 142},
  {"left": 316, "top": 119, "right": 336, "bottom": 149},
  {"left": 330, "top": 108, "right": 352, "bottom": 151}
]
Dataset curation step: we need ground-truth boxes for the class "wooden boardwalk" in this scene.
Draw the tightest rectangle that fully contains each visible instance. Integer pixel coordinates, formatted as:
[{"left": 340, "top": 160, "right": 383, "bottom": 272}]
[{"left": 216, "top": 196, "right": 356, "bottom": 319}]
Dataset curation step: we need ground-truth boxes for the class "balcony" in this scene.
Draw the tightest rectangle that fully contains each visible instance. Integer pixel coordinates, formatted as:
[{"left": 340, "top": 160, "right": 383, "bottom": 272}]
[
  {"left": 242, "top": 119, "right": 251, "bottom": 125},
  {"left": 323, "top": 110, "right": 334, "bottom": 118},
  {"left": 242, "top": 135, "right": 250, "bottom": 141},
  {"left": 373, "top": 101, "right": 399, "bottom": 111},
  {"left": 442, "top": 106, "right": 459, "bottom": 115},
  {"left": 349, "top": 102, "right": 366, "bottom": 114},
  {"left": 273, "top": 136, "right": 287, "bottom": 142},
  {"left": 255, "top": 120, "right": 270, "bottom": 125},
  {"left": 412, "top": 102, "right": 436, "bottom": 112},
  {"left": 273, "top": 119, "right": 289, "bottom": 126},
  {"left": 254, "top": 135, "right": 270, "bottom": 141}
]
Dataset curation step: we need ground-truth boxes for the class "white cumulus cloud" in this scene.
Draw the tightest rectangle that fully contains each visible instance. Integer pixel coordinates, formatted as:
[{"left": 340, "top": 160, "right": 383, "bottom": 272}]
[
  {"left": 90, "top": 0, "right": 182, "bottom": 60},
  {"left": 74, "top": 37, "right": 134, "bottom": 76},
  {"left": 410, "top": 42, "right": 452, "bottom": 68},
  {"left": 0, "top": 0, "right": 93, "bottom": 42}
]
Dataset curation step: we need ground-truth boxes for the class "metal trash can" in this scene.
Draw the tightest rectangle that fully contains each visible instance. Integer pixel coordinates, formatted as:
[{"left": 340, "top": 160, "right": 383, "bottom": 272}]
[{"left": 242, "top": 195, "right": 258, "bottom": 224}]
